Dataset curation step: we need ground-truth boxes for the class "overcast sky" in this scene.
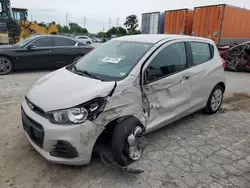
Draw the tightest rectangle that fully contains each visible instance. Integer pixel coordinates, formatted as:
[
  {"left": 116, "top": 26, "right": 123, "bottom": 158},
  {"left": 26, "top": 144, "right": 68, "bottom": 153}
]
[{"left": 11, "top": 0, "right": 249, "bottom": 33}]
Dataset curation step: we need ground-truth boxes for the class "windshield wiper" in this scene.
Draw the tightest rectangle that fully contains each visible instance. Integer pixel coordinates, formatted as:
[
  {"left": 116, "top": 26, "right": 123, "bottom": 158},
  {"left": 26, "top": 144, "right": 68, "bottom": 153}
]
[
  {"left": 71, "top": 64, "right": 103, "bottom": 81},
  {"left": 81, "top": 70, "right": 102, "bottom": 81}
]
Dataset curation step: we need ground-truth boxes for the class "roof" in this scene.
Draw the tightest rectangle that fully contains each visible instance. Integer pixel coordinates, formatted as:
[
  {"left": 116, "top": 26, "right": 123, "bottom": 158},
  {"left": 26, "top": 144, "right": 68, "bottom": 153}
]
[
  {"left": 12, "top": 7, "right": 28, "bottom": 11},
  {"left": 30, "top": 34, "right": 76, "bottom": 41},
  {"left": 113, "top": 34, "right": 212, "bottom": 44}
]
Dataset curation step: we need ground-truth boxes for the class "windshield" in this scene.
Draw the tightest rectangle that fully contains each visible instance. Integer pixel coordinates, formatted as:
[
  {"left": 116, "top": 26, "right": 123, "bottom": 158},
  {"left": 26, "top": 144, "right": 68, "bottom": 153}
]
[
  {"left": 74, "top": 40, "right": 153, "bottom": 81},
  {"left": 14, "top": 36, "right": 37, "bottom": 47}
]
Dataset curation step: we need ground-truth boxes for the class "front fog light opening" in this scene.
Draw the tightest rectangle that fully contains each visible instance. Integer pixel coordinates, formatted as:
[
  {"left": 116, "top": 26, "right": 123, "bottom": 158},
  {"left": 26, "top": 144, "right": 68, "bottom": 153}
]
[{"left": 68, "top": 107, "right": 88, "bottom": 124}]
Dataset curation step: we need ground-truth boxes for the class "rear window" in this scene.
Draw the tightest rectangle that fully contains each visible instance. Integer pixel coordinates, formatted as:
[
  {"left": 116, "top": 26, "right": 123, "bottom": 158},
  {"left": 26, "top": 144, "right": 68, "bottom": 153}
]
[{"left": 190, "top": 42, "right": 212, "bottom": 65}]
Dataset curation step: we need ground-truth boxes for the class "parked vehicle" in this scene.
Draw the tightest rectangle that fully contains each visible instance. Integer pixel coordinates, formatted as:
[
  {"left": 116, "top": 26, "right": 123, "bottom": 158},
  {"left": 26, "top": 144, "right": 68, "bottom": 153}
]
[
  {"left": 21, "top": 34, "right": 226, "bottom": 166},
  {"left": 192, "top": 4, "right": 250, "bottom": 46},
  {"left": 164, "top": 9, "right": 193, "bottom": 35},
  {"left": 92, "top": 37, "right": 102, "bottom": 43},
  {"left": 75, "top": 35, "right": 92, "bottom": 44},
  {"left": 0, "top": 35, "right": 94, "bottom": 75},
  {"left": 141, "top": 12, "right": 164, "bottom": 34},
  {"left": 221, "top": 42, "right": 250, "bottom": 71}
]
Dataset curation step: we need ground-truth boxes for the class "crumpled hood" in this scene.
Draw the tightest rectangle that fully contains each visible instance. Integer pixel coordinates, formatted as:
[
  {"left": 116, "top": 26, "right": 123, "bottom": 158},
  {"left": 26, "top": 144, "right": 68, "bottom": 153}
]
[{"left": 26, "top": 68, "right": 115, "bottom": 111}]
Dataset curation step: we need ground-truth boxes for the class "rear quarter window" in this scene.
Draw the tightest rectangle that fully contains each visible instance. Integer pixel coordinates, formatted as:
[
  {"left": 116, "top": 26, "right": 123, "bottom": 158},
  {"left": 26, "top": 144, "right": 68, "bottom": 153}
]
[{"left": 190, "top": 42, "right": 213, "bottom": 65}]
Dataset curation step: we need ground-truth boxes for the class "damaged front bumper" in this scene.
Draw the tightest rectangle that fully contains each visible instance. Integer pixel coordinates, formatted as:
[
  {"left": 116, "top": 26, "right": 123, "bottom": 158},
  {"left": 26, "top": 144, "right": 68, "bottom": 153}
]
[{"left": 21, "top": 99, "right": 104, "bottom": 165}]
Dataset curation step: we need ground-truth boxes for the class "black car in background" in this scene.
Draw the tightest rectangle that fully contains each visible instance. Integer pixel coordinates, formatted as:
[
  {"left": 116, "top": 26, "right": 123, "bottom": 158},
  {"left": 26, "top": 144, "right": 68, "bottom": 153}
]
[{"left": 0, "top": 35, "right": 94, "bottom": 75}]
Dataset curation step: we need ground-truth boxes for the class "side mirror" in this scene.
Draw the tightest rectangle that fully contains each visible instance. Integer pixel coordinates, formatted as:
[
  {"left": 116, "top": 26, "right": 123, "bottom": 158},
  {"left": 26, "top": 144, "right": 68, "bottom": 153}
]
[{"left": 27, "top": 44, "right": 36, "bottom": 50}]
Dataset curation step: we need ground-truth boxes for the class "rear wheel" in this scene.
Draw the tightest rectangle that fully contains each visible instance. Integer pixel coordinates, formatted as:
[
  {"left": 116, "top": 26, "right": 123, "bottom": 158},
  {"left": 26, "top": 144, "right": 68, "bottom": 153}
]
[
  {"left": 204, "top": 85, "right": 224, "bottom": 114},
  {"left": 112, "top": 117, "right": 143, "bottom": 166},
  {"left": 0, "top": 56, "right": 13, "bottom": 75},
  {"left": 86, "top": 41, "right": 91, "bottom": 44}
]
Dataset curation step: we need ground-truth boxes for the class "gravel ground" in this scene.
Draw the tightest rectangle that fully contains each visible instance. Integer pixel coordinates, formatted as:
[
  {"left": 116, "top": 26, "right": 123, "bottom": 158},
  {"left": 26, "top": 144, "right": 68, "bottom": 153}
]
[{"left": 0, "top": 70, "right": 250, "bottom": 188}]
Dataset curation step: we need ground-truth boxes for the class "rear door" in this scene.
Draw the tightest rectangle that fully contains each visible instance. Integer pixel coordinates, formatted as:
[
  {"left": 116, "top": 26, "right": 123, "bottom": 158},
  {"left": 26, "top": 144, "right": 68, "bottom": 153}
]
[
  {"left": 52, "top": 37, "right": 78, "bottom": 67},
  {"left": 17, "top": 37, "right": 54, "bottom": 69},
  {"left": 186, "top": 41, "right": 215, "bottom": 109},
  {"left": 142, "top": 41, "right": 192, "bottom": 133}
]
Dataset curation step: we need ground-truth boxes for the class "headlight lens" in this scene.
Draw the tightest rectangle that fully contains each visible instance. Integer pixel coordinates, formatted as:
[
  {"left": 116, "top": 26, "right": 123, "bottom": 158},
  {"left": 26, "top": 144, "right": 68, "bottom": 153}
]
[{"left": 46, "top": 98, "right": 107, "bottom": 125}]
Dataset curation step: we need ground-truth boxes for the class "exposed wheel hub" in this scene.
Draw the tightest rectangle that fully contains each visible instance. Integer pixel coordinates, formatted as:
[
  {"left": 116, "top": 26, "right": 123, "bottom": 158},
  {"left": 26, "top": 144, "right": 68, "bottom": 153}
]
[{"left": 127, "top": 126, "right": 143, "bottom": 161}]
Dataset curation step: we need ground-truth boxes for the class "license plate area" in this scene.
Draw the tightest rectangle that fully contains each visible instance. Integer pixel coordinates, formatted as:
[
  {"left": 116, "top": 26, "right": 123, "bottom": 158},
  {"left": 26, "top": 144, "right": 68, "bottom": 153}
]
[{"left": 22, "top": 109, "right": 44, "bottom": 148}]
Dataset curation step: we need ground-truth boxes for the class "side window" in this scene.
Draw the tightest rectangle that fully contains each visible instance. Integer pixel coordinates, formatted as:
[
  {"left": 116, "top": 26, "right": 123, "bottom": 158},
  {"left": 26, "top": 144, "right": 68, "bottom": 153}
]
[
  {"left": 79, "top": 37, "right": 88, "bottom": 39},
  {"left": 32, "top": 38, "right": 53, "bottom": 47},
  {"left": 54, "top": 38, "right": 76, "bottom": 46},
  {"left": 190, "top": 42, "right": 212, "bottom": 65},
  {"left": 146, "top": 42, "right": 187, "bottom": 82}
]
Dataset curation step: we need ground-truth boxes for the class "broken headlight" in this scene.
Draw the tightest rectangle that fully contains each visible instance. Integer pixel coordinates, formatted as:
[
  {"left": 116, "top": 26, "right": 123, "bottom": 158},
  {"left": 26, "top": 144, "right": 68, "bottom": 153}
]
[{"left": 46, "top": 98, "right": 107, "bottom": 125}]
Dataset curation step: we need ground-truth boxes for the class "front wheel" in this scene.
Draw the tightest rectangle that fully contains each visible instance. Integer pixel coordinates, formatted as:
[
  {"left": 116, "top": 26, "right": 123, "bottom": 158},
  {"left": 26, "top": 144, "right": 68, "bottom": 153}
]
[
  {"left": 204, "top": 85, "right": 224, "bottom": 114},
  {"left": 0, "top": 56, "right": 13, "bottom": 75},
  {"left": 112, "top": 118, "right": 143, "bottom": 166}
]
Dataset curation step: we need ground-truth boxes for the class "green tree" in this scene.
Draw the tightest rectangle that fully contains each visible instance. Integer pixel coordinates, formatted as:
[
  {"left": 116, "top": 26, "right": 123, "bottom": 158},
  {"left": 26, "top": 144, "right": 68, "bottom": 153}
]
[
  {"left": 97, "top": 31, "right": 106, "bottom": 38},
  {"left": 106, "top": 27, "right": 117, "bottom": 38},
  {"left": 69, "top": 22, "right": 88, "bottom": 34},
  {"left": 116, "top": 27, "right": 127, "bottom": 36},
  {"left": 124, "top": 15, "right": 139, "bottom": 34},
  {"left": 57, "top": 24, "right": 63, "bottom": 33},
  {"left": 62, "top": 26, "right": 70, "bottom": 33},
  {"left": 132, "top": 30, "right": 141, "bottom": 35}
]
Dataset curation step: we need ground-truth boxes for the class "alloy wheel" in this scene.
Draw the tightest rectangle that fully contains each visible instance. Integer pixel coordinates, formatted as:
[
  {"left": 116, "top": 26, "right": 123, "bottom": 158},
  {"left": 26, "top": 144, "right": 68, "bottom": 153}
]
[
  {"left": 211, "top": 89, "right": 223, "bottom": 111},
  {"left": 0, "top": 58, "right": 12, "bottom": 74}
]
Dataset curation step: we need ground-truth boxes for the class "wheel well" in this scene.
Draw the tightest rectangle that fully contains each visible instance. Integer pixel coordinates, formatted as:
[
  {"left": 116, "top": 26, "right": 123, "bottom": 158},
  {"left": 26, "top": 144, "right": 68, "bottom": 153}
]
[
  {"left": 218, "top": 82, "right": 226, "bottom": 92},
  {"left": 0, "top": 55, "right": 14, "bottom": 66},
  {"left": 92, "top": 116, "right": 144, "bottom": 152}
]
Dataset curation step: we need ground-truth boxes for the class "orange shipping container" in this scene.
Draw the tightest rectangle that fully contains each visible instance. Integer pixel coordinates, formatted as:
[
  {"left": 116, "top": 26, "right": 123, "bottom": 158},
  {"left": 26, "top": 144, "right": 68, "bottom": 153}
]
[
  {"left": 164, "top": 9, "right": 193, "bottom": 35},
  {"left": 192, "top": 4, "right": 250, "bottom": 45}
]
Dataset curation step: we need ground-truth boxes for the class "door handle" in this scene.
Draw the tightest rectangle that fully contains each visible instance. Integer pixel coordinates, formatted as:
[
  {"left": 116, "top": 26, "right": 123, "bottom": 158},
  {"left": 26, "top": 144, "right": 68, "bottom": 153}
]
[
  {"left": 183, "top": 75, "right": 190, "bottom": 80},
  {"left": 45, "top": 50, "right": 51, "bottom": 53},
  {"left": 70, "top": 49, "right": 76, "bottom": 52}
]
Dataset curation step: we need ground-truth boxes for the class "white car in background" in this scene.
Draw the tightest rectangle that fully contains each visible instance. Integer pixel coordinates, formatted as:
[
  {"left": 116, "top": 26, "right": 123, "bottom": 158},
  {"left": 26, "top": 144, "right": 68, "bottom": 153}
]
[
  {"left": 75, "top": 35, "right": 92, "bottom": 44},
  {"left": 92, "top": 37, "right": 102, "bottom": 43}
]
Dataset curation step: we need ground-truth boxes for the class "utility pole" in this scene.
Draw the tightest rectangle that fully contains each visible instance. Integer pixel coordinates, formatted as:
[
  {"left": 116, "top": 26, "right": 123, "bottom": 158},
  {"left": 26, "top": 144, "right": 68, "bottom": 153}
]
[
  {"left": 66, "top": 13, "right": 68, "bottom": 27},
  {"left": 84, "top": 17, "right": 86, "bottom": 28},
  {"left": 102, "top": 24, "right": 105, "bottom": 40},
  {"left": 109, "top": 17, "right": 111, "bottom": 30},
  {"left": 116, "top": 17, "right": 119, "bottom": 27},
  {"left": 31, "top": 14, "right": 33, "bottom": 22},
  {"left": 109, "top": 17, "right": 111, "bottom": 39}
]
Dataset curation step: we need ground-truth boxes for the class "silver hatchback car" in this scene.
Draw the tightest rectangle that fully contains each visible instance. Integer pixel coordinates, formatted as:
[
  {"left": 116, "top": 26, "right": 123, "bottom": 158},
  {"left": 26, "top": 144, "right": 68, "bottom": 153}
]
[{"left": 21, "top": 34, "right": 226, "bottom": 166}]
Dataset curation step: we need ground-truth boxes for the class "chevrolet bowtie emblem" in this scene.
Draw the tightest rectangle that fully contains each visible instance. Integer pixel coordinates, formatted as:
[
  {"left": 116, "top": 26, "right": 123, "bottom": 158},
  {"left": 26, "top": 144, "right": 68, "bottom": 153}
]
[{"left": 28, "top": 102, "right": 34, "bottom": 110}]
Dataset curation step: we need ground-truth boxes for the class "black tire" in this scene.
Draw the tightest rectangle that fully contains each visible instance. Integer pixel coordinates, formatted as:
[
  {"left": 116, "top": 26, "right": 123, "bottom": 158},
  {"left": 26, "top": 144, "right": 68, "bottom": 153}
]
[
  {"left": 0, "top": 56, "right": 13, "bottom": 75},
  {"left": 204, "top": 84, "right": 224, "bottom": 114},
  {"left": 112, "top": 117, "right": 141, "bottom": 166},
  {"left": 86, "top": 41, "right": 91, "bottom": 44}
]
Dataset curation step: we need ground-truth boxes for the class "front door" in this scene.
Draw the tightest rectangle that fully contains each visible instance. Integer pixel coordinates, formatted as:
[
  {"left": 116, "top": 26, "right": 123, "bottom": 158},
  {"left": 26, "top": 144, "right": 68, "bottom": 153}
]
[
  {"left": 141, "top": 41, "right": 192, "bottom": 133},
  {"left": 17, "top": 37, "right": 54, "bottom": 69}
]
